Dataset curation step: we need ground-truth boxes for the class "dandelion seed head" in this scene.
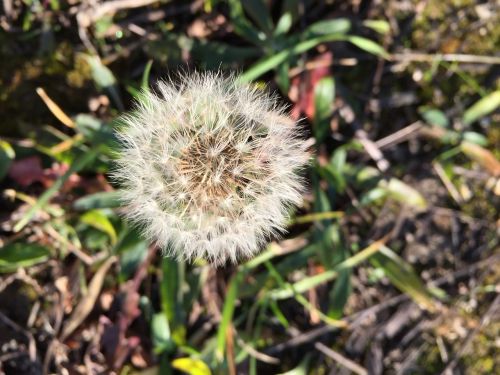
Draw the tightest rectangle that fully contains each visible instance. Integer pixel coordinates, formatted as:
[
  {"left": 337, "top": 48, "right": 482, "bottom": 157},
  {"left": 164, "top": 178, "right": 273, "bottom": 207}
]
[{"left": 113, "top": 72, "right": 309, "bottom": 265}]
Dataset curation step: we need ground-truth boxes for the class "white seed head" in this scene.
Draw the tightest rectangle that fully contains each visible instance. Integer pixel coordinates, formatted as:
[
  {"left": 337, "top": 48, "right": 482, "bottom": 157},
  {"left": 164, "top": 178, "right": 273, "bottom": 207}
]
[{"left": 113, "top": 72, "right": 309, "bottom": 265}]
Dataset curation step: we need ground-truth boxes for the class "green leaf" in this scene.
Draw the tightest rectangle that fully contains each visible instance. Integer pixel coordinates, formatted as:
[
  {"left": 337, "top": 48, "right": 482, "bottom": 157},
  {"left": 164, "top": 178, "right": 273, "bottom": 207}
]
[
  {"left": 328, "top": 268, "right": 351, "bottom": 319},
  {"left": 161, "top": 257, "right": 180, "bottom": 322},
  {"left": 419, "top": 107, "right": 449, "bottom": 128},
  {"left": 114, "top": 227, "right": 148, "bottom": 280},
  {"left": 280, "top": 0, "right": 300, "bottom": 26},
  {"left": 14, "top": 150, "right": 98, "bottom": 232},
  {"left": 326, "top": 225, "right": 351, "bottom": 319},
  {"left": 0, "top": 243, "right": 51, "bottom": 272},
  {"left": 370, "top": 246, "right": 436, "bottom": 311},
  {"left": 191, "top": 40, "right": 260, "bottom": 68},
  {"left": 313, "top": 178, "right": 332, "bottom": 214},
  {"left": 360, "top": 187, "right": 387, "bottom": 206},
  {"left": 242, "top": 0, "right": 273, "bottom": 34},
  {"left": 276, "top": 61, "right": 291, "bottom": 93},
  {"left": 362, "top": 20, "right": 390, "bottom": 34},
  {"left": 314, "top": 76, "right": 336, "bottom": 119},
  {"left": 84, "top": 54, "right": 123, "bottom": 110},
  {"left": 74, "top": 191, "right": 121, "bottom": 210},
  {"left": 74, "top": 113, "right": 102, "bottom": 134},
  {"left": 49, "top": 0, "right": 60, "bottom": 11},
  {"left": 227, "top": 0, "right": 267, "bottom": 46},
  {"left": 462, "top": 131, "right": 488, "bottom": 146},
  {"left": 305, "top": 18, "right": 351, "bottom": 36},
  {"left": 314, "top": 77, "right": 335, "bottom": 142},
  {"left": 274, "top": 12, "right": 293, "bottom": 35},
  {"left": 80, "top": 209, "right": 117, "bottom": 244},
  {"left": 331, "top": 147, "right": 347, "bottom": 172},
  {"left": 171, "top": 357, "right": 211, "bottom": 375},
  {"left": 316, "top": 223, "right": 336, "bottom": 267},
  {"left": 85, "top": 54, "right": 116, "bottom": 88},
  {"left": 152, "top": 313, "right": 175, "bottom": 354},
  {"left": 74, "top": 114, "right": 117, "bottom": 150},
  {"left": 346, "top": 36, "right": 389, "bottom": 58},
  {"left": 380, "top": 178, "right": 428, "bottom": 209},
  {"left": 311, "top": 172, "right": 336, "bottom": 266},
  {"left": 353, "top": 165, "right": 380, "bottom": 186},
  {"left": 160, "top": 257, "right": 186, "bottom": 345},
  {"left": 0, "top": 140, "right": 15, "bottom": 180},
  {"left": 463, "top": 90, "right": 500, "bottom": 125},
  {"left": 322, "top": 147, "right": 347, "bottom": 192}
]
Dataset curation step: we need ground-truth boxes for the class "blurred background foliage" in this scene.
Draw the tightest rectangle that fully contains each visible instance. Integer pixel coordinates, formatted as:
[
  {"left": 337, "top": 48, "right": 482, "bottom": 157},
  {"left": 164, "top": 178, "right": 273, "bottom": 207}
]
[{"left": 0, "top": 0, "right": 499, "bottom": 374}]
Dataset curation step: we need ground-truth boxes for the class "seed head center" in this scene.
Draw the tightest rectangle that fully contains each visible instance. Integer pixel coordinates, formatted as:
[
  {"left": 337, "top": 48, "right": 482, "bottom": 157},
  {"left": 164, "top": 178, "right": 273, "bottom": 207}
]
[{"left": 177, "top": 132, "right": 254, "bottom": 210}]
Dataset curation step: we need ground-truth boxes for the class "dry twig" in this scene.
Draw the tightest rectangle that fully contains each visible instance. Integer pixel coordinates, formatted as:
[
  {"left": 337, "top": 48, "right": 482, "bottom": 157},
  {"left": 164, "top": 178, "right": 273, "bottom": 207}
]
[{"left": 316, "top": 342, "right": 368, "bottom": 375}]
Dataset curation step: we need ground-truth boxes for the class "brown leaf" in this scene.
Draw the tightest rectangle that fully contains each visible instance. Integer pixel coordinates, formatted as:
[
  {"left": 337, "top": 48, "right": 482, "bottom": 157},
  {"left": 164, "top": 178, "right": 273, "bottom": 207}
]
[
  {"left": 60, "top": 256, "right": 117, "bottom": 340},
  {"left": 461, "top": 141, "right": 500, "bottom": 176},
  {"left": 131, "top": 346, "right": 149, "bottom": 368}
]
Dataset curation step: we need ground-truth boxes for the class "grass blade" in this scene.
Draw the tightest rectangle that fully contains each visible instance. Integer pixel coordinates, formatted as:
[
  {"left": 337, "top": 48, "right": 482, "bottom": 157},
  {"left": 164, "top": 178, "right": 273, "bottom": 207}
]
[
  {"left": 240, "top": 34, "right": 346, "bottom": 82},
  {"left": 268, "top": 270, "right": 338, "bottom": 300},
  {"left": 305, "top": 18, "right": 351, "bottom": 36},
  {"left": 370, "top": 246, "right": 437, "bottom": 311},
  {"left": 463, "top": 90, "right": 500, "bottom": 125},
  {"left": 141, "top": 60, "right": 153, "bottom": 91},
  {"left": 216, "top": 271, "right": 243, "bottom": 361},
  {"left": 346, "top": 36, "right": 389, "bottom": 58}
]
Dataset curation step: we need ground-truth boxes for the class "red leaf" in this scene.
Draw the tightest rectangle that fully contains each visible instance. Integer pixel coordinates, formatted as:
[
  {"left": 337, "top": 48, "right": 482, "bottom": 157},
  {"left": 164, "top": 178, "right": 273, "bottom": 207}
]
[
  {"left": 289, "top": 52, "right": 333, "bottom": 120},
  {"left": 8, "top": 156, "right": 45, "bottom": 186}
]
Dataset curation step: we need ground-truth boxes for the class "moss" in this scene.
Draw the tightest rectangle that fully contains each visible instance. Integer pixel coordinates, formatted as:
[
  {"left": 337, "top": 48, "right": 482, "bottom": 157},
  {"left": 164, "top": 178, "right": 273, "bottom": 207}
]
[
  {"left": 462, "top": 321, "right": 500, "bottom": 374},
  {"left": 416, "top": 344, "right": 444, "bottom": 374},
  {"left": 412, "top": 0, "right": 500, "bottom": 55},
  {"left": 487, "top": 125, "right": 500, "bottom": 158},
  {"left": 416, "top": 313, "right": 500, "bottom": 374},
  {"left": 66, "top": 53, "right": 92, "bottom": 88},
  {"left": 0, "top": 36, "right": 93, "bottom": 137}
]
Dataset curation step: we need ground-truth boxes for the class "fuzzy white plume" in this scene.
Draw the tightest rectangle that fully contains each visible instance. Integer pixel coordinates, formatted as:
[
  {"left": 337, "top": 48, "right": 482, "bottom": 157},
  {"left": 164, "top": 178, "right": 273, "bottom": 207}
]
[{"left": 113, "top": 72, "right": 309, "bottom": 265}]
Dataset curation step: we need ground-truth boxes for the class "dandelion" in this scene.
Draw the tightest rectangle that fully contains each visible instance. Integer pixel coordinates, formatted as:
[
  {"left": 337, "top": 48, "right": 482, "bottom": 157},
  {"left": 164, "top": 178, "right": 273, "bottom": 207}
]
[{"left": 113, "top": 72, "right": 309, "bottom": 265}]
